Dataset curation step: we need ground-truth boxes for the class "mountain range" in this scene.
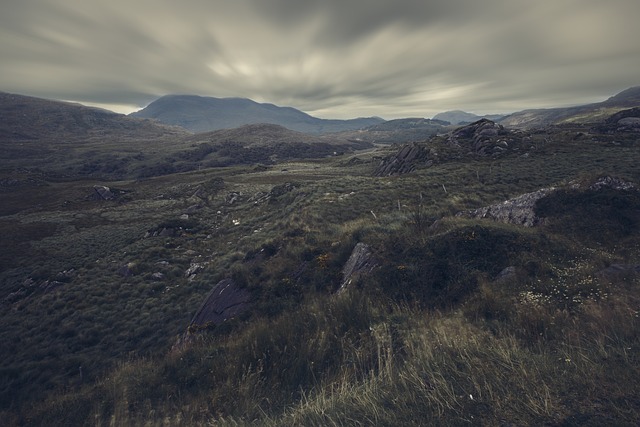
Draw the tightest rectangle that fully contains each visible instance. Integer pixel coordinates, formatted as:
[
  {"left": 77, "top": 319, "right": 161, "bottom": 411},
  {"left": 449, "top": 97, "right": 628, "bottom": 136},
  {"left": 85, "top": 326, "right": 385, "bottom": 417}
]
[{"left": 130, "top": 94, "right": 384, "bottom": 134}]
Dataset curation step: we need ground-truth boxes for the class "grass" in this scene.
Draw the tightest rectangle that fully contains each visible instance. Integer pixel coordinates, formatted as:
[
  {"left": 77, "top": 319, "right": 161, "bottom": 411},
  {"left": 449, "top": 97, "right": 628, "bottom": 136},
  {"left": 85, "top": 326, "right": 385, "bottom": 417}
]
[{"left": 1, "top": 126, "right": 640, "bottom": 425}]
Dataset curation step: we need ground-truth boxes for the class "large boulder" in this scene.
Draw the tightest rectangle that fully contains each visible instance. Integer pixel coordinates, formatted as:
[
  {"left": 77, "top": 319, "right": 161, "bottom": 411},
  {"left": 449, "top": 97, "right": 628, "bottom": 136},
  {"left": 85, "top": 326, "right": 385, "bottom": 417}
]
[
  {"left": 457, "top": 187, "right": 555, "bottom": 227},
  {"left": 457, "top": 176, "right": 637, "bottom": 228},
  {"left": 448, "top": 119, "right": 512, "bottom": 156}
]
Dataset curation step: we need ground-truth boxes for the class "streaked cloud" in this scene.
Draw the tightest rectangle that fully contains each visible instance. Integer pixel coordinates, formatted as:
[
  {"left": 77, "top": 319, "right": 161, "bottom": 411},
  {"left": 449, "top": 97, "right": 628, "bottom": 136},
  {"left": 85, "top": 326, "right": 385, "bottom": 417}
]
[{"left": 1, "top": 0, "right": 639, "bottom": 118}]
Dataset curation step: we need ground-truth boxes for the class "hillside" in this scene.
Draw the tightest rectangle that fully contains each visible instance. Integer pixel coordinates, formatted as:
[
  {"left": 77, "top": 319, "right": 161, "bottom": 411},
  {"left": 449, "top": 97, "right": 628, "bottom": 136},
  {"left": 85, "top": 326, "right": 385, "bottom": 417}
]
[
  {"left": 0, "top": 93, "right": 373, "bottom": 180},
  {"left": 499, "top": 86, "right": 640, "bottom": 129},
  {"left": 1, "top": 91, "right": 640, "bottom": 426},
  {"left": 0, "top": 92, "right": 191, "bottom": 179},
  {"left": 130, "top": 94, "right": 384, "bottom": 134}
]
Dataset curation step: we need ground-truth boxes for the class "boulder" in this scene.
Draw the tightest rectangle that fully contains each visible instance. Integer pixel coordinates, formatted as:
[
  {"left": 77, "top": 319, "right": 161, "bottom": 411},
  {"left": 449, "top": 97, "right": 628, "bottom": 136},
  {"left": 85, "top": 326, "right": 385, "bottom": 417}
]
[
  {"left": 338, "top": 243, "right": 379, "bottom": 292},
  {"left": 457, "top": 187, "right": 555, "bottom": 227},
  {"left": 188, "top": 278, "right": 252, "bottom": 332},
  {"left": 457, "top": 176, "right": 637, "bottom": 228},
  {"left": 448, "top": 119, "right": 516, "bottom": 156}
]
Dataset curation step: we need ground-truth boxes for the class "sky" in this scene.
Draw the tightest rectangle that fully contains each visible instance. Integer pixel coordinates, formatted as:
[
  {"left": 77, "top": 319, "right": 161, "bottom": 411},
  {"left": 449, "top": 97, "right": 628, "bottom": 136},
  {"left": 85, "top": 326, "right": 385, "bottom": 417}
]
[{"left": 1, "top": 0, "right": 639, "bottom": 119}]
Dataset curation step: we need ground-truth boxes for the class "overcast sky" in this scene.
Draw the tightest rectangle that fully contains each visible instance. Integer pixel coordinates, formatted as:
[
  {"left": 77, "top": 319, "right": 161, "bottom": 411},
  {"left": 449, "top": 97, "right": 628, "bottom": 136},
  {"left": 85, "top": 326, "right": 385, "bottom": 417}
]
[{"left": 1, "top": 0, "right": 639, "bottom": 119}]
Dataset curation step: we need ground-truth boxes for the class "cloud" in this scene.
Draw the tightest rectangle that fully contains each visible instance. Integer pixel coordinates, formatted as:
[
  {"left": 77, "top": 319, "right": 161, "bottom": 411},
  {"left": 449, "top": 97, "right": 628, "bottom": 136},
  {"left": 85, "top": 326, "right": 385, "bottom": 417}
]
[{"left": 1, "top": 0, "right": 639, "bottom": 118}]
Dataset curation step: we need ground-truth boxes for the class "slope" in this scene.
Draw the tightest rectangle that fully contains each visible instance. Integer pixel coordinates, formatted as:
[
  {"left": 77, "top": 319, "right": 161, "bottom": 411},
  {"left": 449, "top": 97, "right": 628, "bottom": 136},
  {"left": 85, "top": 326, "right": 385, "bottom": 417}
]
[
  {"left": 130, "top": 94, "right": 384, "bottom": 134},
  {"left": 499, "top": 86, "right": 640, "bottom": 129}
]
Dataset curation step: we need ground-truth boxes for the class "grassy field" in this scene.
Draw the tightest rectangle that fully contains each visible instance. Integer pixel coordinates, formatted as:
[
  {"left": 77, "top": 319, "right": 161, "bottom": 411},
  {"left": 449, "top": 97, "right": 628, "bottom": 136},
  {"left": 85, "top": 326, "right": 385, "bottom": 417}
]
[{"left": 1, "top": 126, "right": 640, "bottom": 425}]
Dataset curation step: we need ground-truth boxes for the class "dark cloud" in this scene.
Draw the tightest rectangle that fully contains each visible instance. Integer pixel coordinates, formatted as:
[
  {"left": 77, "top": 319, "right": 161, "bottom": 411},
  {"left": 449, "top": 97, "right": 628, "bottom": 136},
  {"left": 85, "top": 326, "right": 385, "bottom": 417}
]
[{"left": 1, "top": 0, "right": 639, "bottom": 118}]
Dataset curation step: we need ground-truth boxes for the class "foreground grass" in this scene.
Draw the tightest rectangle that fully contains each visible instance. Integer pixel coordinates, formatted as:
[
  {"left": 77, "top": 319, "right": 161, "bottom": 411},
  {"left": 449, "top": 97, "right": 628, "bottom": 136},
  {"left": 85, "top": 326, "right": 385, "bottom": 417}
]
[{"left": 24, "top": 275, "right": 639, "bottom": 426}]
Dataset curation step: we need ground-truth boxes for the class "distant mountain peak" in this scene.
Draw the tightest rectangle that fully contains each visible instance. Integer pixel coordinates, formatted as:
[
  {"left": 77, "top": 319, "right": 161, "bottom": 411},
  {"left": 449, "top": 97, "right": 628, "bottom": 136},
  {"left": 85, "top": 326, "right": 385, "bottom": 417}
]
[{"left": 131, "top": 94, "right": 383, "bottom": 134}]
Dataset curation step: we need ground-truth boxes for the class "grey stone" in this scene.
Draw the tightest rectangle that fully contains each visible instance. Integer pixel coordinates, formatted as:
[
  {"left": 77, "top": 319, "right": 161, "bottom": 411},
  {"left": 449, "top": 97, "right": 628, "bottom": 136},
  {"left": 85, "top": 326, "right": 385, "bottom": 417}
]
[
  {"left": 189, "top": 278, "right": 252, "bottom": 330},
  {"left": 457, "top": 187, "right": 555, "bottom": 227},
  {"left": 338, "top": 243, "right": 379, "bottom": 292}
]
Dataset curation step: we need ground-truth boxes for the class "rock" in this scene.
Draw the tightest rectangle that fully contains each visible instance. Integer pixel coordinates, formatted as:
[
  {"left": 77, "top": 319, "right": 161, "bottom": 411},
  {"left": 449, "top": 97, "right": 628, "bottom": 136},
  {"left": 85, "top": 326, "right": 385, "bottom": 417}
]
[
  {"left": 618, "top": 117, "right": 640, "bottom": 127},
  {"left": 225, "top": 192, "right": 242, "bottom": 204},
  {"left": 595, "top": 107, "right": 640, "bottom": 133},
  {"left": 457, "top": 175, "right": 637, "bottom": 228},
  {"left": 338, "top": 243, "right": 379, "bottom": 292},
  {"left": 588, "top": 176, "right": 636, "bottom": 191},
  {"left": 373, "top": 142, "right": 430, "bottom": 176},
  {"left": 41, "top": 280, "right": 65, "bottom": 293},
  {"left": 185, "top": 262, "right": 206, "bottom": 279},
  {"left": 93, "top": 185, "right": 114, "bottom": 200},
  {"left": 151, "top": 272, "right": 165, "bottom": 281},
  {"left": 448, "top": 119, "right": 516, "bottom": 156},
  {"left": 457, "top": 187, "right": 556, "bottom": 227},
  {"left": 158, "top": 227, "right": 176, "bottom": 237},
  {"left": 188, "top": 278, "right": 252, "bottom": 331}
]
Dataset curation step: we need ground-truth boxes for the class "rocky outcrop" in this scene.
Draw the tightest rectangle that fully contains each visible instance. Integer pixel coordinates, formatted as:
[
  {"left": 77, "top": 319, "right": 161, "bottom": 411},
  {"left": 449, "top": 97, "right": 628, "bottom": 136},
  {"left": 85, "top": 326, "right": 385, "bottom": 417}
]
[
  {"left": 587, "top": 176, "right": 636, "bottom": 191},
  {"left": 448, "top": 119, "right": 514, "bottom": 156},
  {"left": 595, "top": 107, "right": 640, "bottom": 133},
  {"left": 373, "top": 142, "right": 431, "bottom": 176},
  {"left": 457, "top": 188, "right": 556, "bottom": 227},
  {"left": 457, "top": 176, "right": 637, "bottom": 228},
  {"left": 188, "top": 278, "right": 253, "bottom": 332},
  {"left": 338, "top": 243, "right": 379, "bottom": 292}
]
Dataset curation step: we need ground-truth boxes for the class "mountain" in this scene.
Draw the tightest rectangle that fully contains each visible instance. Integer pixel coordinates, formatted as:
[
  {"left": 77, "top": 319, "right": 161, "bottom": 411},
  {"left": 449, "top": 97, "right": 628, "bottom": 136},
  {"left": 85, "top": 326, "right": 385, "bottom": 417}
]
[
  {"left": 130, "top": 94, "right": 384, "bottom": 134},
  {"left": 0, "top": 92, "right": 191, "bottom": 179},
  {"left": 0, "top": 92, "right": 186, "bottom": 142},
  {"left": 432, "top": 110, "right": 505, "bottom": 125},
  {"left": 0, "top": 93, "right": 372, "bottom": 180},
  {"left": 499, "top": 86, "right": 640, "bottom": 129}
]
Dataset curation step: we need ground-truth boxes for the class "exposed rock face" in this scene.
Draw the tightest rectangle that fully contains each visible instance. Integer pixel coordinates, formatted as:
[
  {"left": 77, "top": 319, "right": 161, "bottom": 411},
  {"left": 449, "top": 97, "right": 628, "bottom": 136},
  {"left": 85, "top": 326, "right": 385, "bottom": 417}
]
[
  {"left": 448, "top": 119, "right": 512, "bottom": 156},
  {"left": 457, "top": 188, "right": 556, "bottom": 227},
  {"left": 338, "top": 243, "right": 379, "bottom": 292},
  {"left": 588, "top": 176, "right": 636, "bottom": 191},
  {"left": 457, "top": 175, "right": 637, "bottom": 228},
  {"left": 188, "top": 278, "right": 252, "bottom": 331},
  {"left": 373, "top": 142, "right": 431, "bottom": 176}
]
